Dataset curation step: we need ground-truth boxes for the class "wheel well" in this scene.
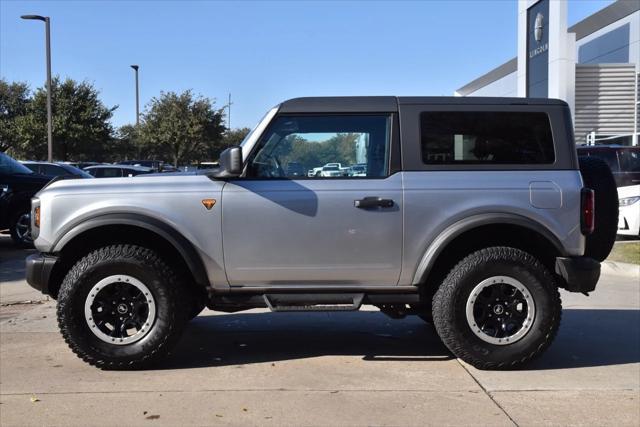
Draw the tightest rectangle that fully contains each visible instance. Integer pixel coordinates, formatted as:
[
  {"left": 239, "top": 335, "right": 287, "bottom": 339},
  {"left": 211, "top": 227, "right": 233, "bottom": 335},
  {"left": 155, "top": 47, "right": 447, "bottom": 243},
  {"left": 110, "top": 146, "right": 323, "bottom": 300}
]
[
  {"left": 418, "top": 224, "right": 560, "bottom": 300},
  {"left": 48, "top": 224, "right": 207, "bottom": 300}
]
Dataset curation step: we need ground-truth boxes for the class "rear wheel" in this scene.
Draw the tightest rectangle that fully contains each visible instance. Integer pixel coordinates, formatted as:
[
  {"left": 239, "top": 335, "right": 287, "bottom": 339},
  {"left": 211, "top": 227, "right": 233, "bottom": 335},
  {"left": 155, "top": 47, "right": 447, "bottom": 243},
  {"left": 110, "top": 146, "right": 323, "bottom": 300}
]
[
  {"left": 432, "top": 247, "right": 561, "bottom": 370},
  {"left": 57, "top": 245, "right": 189, "bottom": 369}
]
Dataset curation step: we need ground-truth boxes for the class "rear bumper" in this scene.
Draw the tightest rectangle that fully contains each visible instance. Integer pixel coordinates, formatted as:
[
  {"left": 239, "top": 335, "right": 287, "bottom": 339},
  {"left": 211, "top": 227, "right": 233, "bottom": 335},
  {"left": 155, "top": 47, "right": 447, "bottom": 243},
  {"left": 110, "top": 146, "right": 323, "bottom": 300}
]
[
  {"left": 25, "top": 253, "right": 58, "bottom": 296},
  {"left": 555, "top": 256, "right": 600, "bottom": 293}
]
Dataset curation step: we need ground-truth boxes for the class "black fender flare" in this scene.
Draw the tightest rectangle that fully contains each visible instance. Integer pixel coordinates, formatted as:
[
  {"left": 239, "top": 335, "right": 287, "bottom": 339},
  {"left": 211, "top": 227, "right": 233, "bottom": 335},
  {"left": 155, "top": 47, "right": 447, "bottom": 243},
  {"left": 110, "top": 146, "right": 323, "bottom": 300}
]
[
  {"left": 411, "top": 213, "right": 565, "bottom": 285},
  {"left": 52, "top": 212, "right": 210, "bottom": 288}
]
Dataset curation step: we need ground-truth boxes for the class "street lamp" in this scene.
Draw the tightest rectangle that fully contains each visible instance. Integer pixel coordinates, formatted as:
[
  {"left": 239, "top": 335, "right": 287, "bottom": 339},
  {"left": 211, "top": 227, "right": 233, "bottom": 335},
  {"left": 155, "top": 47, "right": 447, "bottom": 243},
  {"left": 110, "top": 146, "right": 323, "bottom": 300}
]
[
  {"left": 21, "top": 15, "right": 53, "bottom": 162},
  {"left": 130, "top": 65, "right": 139, "bottom": 126}
]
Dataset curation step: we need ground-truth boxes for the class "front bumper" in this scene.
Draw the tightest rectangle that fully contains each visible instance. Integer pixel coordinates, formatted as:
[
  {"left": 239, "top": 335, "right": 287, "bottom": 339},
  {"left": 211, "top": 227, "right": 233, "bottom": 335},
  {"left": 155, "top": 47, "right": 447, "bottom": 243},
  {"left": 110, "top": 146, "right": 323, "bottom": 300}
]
[
  {"left": 25, "top": 253, "right": 59, "bottom": 296},
  {"left": 555, "top": 256, "right": 600, "bottom": 294}
]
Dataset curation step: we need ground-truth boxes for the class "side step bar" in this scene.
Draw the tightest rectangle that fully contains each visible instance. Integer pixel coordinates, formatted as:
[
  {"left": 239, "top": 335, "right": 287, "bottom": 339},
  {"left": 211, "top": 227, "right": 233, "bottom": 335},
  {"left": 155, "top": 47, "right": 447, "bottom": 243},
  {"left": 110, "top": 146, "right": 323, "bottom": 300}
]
[{"left": 264, "top": 293, "right": 365, "bottom": 312}]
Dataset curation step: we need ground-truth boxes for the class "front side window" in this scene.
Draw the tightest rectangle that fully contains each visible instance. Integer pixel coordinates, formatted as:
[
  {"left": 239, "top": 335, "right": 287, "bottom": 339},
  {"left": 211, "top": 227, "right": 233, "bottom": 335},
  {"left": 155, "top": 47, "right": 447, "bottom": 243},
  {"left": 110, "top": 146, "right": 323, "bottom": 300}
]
[
  {"left": 421, "top": 111, "right": 555, "bottom": 165},
  {"left": 247, "top": 115, "right": 391, "bottom": 178}
]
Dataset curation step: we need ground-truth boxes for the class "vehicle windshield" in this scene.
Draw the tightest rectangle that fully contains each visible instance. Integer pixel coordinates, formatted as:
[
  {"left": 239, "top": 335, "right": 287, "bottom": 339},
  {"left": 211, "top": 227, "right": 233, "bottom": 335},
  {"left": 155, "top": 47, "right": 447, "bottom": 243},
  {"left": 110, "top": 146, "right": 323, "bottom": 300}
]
[
  {"left": 240, "top": 107, "right": 279, "bottom": 148},
  {"left": 0, "top": 152, "right": 34, "bottom": 175}
]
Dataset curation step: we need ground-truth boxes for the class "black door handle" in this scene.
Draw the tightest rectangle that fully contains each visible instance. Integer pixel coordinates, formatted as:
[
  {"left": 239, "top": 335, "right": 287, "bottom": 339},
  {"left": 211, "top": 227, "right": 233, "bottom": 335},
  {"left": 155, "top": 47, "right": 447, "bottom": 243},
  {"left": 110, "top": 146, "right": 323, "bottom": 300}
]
[{"left": 354, "top": 197, "right": 394, "bottom": 209}]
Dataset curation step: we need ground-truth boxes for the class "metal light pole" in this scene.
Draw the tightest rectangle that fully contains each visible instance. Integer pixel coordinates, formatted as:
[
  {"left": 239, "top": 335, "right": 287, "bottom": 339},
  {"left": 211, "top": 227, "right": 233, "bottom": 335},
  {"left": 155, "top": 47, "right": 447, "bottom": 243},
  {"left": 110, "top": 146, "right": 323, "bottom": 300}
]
[
  {"left": 21, "top": 15, "right": 53, "bottom": 162},
  {"left": 227, "top": 93, "right": 231, "bottom": 130},
  {"left": 130, "top": 65, "right": 140, "bottom": 126}
]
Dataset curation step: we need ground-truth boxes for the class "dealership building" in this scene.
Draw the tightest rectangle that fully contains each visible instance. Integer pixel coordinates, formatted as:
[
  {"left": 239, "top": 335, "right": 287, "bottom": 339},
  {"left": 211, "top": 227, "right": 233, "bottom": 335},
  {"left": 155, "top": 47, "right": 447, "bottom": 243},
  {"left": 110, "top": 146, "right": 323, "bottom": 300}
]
[{"left": 456, "top": 0, "right": 639, "bottom": 146}]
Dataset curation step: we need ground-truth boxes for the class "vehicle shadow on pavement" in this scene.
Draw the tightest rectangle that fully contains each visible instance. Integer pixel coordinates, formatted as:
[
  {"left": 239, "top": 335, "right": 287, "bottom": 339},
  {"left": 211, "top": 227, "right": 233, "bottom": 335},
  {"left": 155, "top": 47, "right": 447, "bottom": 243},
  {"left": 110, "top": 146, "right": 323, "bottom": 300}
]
[
  {"left": 528, "top": 308, "right": 640, "bottom": 370},
  {"left": 161, "top": 308, "right": 640, "bottom": 371},
  {"left": 162, "top": 311, "right": 453, "bottom": 369}
]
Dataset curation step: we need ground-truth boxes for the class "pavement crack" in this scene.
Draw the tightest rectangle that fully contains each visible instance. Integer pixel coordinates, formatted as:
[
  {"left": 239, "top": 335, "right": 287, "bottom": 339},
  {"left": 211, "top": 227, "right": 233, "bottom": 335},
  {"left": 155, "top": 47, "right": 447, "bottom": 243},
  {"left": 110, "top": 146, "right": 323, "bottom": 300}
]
[{"left": 457, "top": 359, "right": 520, "bottom": 427}]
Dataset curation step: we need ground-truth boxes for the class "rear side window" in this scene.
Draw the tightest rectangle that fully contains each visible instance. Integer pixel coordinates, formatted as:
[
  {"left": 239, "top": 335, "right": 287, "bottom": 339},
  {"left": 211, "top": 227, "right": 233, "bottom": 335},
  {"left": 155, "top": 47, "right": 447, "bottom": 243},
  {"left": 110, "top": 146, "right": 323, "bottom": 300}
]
[{"left": 420, "top": 112, "right": 555, "bottom": 165}]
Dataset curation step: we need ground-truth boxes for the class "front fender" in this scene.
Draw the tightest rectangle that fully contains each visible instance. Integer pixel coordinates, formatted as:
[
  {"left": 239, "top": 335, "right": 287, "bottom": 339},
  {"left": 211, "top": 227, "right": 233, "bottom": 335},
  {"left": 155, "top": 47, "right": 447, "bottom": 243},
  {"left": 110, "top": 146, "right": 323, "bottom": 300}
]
[{"left": 51, "top": 212, "right": 211, "bottom": 288}]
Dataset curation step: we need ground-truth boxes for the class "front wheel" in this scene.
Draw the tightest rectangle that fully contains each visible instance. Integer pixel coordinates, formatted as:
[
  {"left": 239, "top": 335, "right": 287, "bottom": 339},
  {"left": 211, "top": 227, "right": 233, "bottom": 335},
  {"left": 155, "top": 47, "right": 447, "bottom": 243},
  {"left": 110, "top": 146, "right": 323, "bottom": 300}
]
[
  {"left": 10, "top": 209, "right": 33, "bottom": 247},
  {"left": 432, "top": 247, "right": 561, "bottom": 370},
  {"left": 57, "top": 245, "right": 189, "bottom": 369}
]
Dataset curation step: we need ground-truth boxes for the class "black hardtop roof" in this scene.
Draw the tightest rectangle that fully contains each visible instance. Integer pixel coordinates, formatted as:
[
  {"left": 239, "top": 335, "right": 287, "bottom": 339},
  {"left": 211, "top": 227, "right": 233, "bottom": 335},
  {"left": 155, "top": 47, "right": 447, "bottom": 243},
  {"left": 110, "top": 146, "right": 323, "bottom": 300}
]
[{"left": 279, "top": 96, "right": 568, "bottom": 113}]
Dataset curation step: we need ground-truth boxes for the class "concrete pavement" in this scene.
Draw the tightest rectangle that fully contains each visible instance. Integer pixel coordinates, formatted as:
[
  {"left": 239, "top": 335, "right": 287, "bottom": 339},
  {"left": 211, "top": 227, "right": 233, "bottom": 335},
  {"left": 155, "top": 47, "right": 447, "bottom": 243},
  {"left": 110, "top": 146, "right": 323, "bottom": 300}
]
[{"left": 1, "top": 235, "right": 639, "bottom": 426}]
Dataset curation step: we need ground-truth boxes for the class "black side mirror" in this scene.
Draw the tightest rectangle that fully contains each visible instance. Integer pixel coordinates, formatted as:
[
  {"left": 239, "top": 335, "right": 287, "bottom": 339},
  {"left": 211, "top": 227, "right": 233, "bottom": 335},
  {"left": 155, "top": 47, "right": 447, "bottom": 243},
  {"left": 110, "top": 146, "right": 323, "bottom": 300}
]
[{"left": 216, "top": 146, "right": 243, "bottom": 177}]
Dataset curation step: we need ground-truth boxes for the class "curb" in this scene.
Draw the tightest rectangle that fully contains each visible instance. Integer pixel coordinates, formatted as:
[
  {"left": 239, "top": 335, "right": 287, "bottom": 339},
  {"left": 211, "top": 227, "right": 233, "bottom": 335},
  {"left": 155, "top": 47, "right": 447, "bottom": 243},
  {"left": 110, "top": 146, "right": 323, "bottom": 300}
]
[{"left": 601, "top": 260, "right": 640, "bottom": 278}]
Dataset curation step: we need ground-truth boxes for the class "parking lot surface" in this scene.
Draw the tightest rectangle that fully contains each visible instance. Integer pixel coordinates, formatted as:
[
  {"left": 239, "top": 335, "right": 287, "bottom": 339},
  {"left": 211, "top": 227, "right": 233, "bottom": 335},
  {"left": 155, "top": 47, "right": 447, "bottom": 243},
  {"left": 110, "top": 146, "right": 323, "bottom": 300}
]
[{"left": 1, "top": 234, "right": 639, "bottom": 426}]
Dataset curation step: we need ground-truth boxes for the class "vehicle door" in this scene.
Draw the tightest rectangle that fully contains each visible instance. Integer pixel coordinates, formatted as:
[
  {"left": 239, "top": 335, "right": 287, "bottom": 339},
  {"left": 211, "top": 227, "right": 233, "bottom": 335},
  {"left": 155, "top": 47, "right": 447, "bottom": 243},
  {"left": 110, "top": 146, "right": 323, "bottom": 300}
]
[{"left": 221, "top": 113, "right": 403, "bottom": 286}]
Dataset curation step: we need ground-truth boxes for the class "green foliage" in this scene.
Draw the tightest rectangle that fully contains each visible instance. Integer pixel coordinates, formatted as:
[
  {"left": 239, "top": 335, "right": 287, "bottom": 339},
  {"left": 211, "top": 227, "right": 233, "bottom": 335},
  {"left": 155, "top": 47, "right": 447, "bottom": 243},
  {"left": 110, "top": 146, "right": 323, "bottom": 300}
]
[
  {"left": 1, "top": 77, "right": 116, "bottom": 161},
  {"left": 274, "top": 133, "right": 360, "bottom": 171},
  {"left": 138, "top": 90, "right": 226, "bottom": 166},
  {"left": 222, "top": 127, "right": 251, "bottom": 148},
  {"left": 0, "top": 80, "right": 31, "bottom": 153},
  {"left": 2, "top": 77, "right": 230, "bottom": 165}
]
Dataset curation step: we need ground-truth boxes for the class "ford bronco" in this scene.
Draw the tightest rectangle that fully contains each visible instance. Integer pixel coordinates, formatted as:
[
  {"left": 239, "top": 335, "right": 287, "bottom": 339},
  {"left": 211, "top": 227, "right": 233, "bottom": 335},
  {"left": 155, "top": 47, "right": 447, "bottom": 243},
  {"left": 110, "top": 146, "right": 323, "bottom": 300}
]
[{"left": 25, "top": 97, "right": 618, "bottom": 370}]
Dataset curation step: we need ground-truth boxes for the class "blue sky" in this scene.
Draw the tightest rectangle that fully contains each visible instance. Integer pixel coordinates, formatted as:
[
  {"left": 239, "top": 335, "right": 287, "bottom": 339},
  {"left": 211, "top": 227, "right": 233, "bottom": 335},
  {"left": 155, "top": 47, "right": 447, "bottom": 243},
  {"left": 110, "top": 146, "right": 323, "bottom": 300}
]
[{"left": 1, "top": 0, "right": 613, "bottom": 130}]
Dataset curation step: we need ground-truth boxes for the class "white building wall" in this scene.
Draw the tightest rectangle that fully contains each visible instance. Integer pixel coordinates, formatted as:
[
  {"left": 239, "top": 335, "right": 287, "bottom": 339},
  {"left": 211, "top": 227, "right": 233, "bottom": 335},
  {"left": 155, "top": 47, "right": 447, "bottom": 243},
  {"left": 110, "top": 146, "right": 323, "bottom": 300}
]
[{"left": 463, "top": 72, "right": 518, "bottom": 97}]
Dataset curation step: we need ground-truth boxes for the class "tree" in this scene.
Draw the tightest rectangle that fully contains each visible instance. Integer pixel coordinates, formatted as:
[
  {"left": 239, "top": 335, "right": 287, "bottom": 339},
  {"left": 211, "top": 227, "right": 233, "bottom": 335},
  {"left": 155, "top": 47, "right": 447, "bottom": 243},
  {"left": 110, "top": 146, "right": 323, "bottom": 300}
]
[
  {"left": 139, "top": 90, "right": 226, "bottom": 166},
  {"left": 0, "top": 79, "right": 31, "bottom": 153},
  {"left": 8, "top": 77, "right": 117, "bottom": 161},
  {"left": 221, "top": 127, "right": 251, "bottom": 148}
]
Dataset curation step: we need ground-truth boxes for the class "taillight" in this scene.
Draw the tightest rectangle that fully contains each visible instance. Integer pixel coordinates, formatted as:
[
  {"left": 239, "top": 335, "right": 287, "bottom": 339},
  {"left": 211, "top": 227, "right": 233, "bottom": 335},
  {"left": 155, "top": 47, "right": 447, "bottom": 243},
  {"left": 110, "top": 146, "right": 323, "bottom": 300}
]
[{"left": 581, "top": 188, "right": 595, "bottom": 235}]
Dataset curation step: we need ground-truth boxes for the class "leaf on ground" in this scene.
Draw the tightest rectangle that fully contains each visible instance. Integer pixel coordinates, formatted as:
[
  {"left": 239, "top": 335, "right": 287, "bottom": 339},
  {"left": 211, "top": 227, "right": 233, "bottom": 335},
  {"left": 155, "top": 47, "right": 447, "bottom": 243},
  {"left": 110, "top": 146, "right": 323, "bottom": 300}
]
[
  {"left": 145, "top": 415, "right": 160, "bottom": 420},
  {"left": 215, "top": 414, "right": 223, "bottom": 418},
  {"left": 30, "top": 396, "right": 40, "bottom": 403}
]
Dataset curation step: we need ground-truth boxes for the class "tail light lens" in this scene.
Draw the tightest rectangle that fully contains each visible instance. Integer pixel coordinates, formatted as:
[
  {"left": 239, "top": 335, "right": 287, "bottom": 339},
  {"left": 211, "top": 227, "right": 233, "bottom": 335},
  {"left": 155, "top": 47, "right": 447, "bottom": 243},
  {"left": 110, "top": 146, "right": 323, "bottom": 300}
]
[{"left": 581, "top": 188, "right": 595, "bottom": 235}]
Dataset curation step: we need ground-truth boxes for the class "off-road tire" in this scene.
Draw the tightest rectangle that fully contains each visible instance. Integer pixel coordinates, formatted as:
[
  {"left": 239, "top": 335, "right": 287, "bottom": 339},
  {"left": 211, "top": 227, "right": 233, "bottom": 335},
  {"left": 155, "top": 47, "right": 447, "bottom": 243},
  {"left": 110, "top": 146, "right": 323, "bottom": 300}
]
[
  {"left": 57, "top": 245, "right": 189, "bottom": 369},
  {"left": 432, "top": 247, "right": 561, "bottom": 370},
  {"left": 579, "top": 155, "right": 618, "bottom": 261}
]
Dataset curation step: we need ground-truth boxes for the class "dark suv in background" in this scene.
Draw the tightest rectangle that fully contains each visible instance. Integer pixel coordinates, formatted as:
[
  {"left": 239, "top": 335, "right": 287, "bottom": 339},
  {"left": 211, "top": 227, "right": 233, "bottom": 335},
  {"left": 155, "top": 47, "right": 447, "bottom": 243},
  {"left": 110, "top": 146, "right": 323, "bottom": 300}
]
[
  {"left": 21, "top": 161, "right": 93, "bottom": 179},
  {"left": 577, "top": 145, "right": 640, "bottom": 187},
  {"left": 0, "top": 152, "right": 52, "bottom": 246}
]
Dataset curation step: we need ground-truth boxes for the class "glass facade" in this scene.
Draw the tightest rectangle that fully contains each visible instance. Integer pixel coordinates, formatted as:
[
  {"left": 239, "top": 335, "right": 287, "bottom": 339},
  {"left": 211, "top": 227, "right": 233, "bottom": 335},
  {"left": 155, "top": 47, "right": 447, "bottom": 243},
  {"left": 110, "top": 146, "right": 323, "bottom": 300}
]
[{"left": 578, "top": 23, "right": 631, "bottom": 64}]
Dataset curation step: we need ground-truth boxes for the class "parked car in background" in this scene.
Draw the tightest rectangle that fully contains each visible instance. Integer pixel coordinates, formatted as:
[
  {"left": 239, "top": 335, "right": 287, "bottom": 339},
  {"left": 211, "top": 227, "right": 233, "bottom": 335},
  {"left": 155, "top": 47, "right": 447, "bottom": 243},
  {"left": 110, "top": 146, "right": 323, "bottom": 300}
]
[
  {"left": 21, "top": 161, "right": 93, "bottom": 178},
  {"left": 84, "top": 165, "right": 153, "bottom": 178},
  {"left": 63, "top": 161, "right": 102, "bottom": 170},
  {"left": 618, "top": 184, "right": 640, "bottom": 237},
  {"left": 117, "top": 160, "right": 164, "bottom": 172},
  {"left": 349, "top": 164, "right": 367, "bottom": 177},
  {"left": 319, "top": 163, "right": 346, "bottom": 177},
  {"left": 0, "top": 152, "right": 51, "bottom": 246},
  {"left": 577, "top": 145, "right": 640, "bottom": 187},
  {"left": 286, "top": 162, "right": 305, "bottom": 177}
]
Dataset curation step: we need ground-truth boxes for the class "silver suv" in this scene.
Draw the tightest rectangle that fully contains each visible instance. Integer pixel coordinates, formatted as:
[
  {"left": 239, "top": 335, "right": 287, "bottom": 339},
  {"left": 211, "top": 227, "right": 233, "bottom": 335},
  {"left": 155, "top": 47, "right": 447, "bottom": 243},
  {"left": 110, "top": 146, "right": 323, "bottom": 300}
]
[{"left": 25, "top": 97, "right": 617, "bottom": 370}]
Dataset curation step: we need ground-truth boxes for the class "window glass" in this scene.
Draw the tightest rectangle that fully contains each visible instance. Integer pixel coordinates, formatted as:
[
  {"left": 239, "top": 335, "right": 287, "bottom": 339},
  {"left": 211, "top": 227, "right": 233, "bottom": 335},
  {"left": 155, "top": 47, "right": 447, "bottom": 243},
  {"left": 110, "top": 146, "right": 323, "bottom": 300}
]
[
  {"left": 22, "top": 163, "right": 40, "bottom": 174},
  {"left": 619, "top": 149, "right": 640, "bottom": 173},
  {"left": 581, "top": 150, "right": 619, "bottom": 172},
  {"left": 0, "top": 153, "right": 34, "bottom": 175},
  {"left": 248, "top": 115, "right": 390, "bottom": 178},
  {"left": 420, "top": 111, "right": 555, "bottom": 165},
  {"left": 40, "top": 164, "right": 69, "bottom": 176},
  {"left": 95, "top": 168, "right": 122, "bottom": 178}
]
